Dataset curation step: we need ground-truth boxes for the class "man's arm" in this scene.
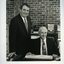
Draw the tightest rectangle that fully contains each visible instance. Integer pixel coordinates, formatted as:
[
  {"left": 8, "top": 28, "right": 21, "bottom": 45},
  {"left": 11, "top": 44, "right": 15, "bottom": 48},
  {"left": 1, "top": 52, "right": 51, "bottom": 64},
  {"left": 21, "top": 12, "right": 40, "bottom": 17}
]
[
  {"left": 9, "top": 18, "right": 17, "bottom": 53},
  {"left": 7, "top": 19, "right": 18, "bottom": 61},
  {"left": 52, "top": 38, "right": 60, "bottom": 60},
  {"left": 52, "top": 38, "right": 60, "bottom": 56}
]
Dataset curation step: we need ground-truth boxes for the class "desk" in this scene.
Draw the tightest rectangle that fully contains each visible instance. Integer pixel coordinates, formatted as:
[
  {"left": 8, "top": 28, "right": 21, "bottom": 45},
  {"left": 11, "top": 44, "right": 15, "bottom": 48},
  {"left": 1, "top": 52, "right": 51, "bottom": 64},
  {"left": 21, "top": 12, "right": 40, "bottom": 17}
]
[
  {"left": 24, "top": 55, "right": 53, "bottom": 61},
  {"left": 24, "top": 55, "right": 60, "bottom": 61}
]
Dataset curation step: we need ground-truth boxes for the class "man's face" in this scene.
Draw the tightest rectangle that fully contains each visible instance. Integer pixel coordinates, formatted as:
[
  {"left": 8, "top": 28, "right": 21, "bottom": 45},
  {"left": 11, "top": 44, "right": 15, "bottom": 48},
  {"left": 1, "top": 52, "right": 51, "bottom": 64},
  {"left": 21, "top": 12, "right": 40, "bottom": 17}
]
[
  {"left": 20, "top": 5, "right": 30, "bottom": 18},
  {"left": 40, "top": 30, "right": 47, "bottom": 39}
]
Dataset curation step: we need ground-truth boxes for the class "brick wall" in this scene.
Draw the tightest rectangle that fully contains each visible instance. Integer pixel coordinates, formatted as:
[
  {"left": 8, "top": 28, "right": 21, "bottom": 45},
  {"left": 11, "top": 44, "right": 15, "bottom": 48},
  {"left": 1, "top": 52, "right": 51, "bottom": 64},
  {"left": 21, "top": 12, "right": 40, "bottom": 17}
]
[
  {"left": 6, "top": 0, "right": 60, "bottom": 54},
  {"left": 6, "top": 0, "right": 14, "bottom": 24},
  {"left": 27, "top": 0, "right": 60, "bottom": 30},
  {"left": 6, "top": 0, "right": 60, "bottom": 30},
  {"left": 6, "top": 0, "right": 15, "bottom": 54}
]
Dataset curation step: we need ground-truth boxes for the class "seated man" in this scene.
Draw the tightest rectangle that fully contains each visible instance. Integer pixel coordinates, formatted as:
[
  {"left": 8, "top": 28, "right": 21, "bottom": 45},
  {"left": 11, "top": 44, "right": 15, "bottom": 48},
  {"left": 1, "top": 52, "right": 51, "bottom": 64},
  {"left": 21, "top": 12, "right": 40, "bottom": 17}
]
[{"left": 30, "top": 26, "right": 60, "bottom": 60}]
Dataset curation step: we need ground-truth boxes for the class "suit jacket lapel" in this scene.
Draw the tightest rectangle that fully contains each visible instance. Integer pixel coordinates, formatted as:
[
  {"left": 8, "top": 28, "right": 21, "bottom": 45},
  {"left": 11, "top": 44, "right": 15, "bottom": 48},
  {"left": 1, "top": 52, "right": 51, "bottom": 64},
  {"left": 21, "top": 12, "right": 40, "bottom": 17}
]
[
  {"left": 46, "top": 37, "right": 49, "bottom": 55},
  {"left": 38, "top": 38, "right": 41, "bottom": 54},
  {"left": 46, "top": 37, "right": 52, "bottom": 55},
  {"left": 37, "top": 38, "right": 41, "bottom": 54},
  {"left": 18, "top": 14, "right": 28, "bottom": 34},
  {"left": 27, "top": 16, "right": 31, "bottom": 34}
]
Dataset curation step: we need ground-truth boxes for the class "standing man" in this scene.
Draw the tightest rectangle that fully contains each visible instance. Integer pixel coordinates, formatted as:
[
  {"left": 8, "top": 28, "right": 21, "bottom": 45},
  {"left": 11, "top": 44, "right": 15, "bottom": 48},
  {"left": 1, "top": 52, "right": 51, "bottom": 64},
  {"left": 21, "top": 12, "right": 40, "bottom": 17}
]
[{"left": 8, "top": 3, "right": 31, "bottom": 61}]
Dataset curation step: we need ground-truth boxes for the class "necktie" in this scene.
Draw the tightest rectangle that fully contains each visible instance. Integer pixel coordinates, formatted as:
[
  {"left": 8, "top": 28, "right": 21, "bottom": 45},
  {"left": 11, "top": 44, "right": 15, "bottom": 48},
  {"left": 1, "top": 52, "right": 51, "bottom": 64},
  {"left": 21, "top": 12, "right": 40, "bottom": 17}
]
[
  {"left": 42, "top": 39, "right": 46, "bottom": 55},
  {"left": 24, "top": 18, "right": 28, "bottom": 32}
]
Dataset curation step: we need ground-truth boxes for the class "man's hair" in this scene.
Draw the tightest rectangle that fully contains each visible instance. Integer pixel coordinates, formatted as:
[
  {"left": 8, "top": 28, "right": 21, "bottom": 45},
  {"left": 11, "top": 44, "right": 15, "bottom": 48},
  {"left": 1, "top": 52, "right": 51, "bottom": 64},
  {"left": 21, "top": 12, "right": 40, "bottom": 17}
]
[
  {"left": 38, "top": 26, "right": 48, "bottom": 34},
  {"left": 20, "top": 3, "right": 30, "bottom": 9}
]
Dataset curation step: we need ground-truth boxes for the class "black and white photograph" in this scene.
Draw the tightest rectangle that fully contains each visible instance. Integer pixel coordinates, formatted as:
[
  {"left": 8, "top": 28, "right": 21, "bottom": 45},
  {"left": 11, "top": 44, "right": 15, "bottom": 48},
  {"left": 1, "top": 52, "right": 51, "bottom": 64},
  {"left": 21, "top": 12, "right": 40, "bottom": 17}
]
[
  {"left": 1, "top": 0, "right": 64, "bottom": 64},
  {"left": 6, "top": 0, "right": 61, "bottom": 61}
]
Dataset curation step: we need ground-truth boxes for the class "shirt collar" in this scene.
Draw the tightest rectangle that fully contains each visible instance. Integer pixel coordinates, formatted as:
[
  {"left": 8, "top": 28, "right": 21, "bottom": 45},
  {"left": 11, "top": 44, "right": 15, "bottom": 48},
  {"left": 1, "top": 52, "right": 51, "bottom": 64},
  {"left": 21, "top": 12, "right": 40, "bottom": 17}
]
[
  {"left": 44, "top": 38, "right": 46, "bottom": 42},
  {"left": 40, "top": 37, "right": 46, "bottom": 41},
  {"left": 20, "top": 13, "right": 27, "bottom": 21}
]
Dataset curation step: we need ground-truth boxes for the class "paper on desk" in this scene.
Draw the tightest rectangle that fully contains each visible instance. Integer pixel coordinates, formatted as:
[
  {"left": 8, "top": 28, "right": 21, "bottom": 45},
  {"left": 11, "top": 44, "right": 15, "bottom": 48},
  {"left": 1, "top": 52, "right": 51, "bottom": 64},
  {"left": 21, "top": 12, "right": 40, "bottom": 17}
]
[{"left": 25, "top": 55, "right": 53, "bottom": 60}]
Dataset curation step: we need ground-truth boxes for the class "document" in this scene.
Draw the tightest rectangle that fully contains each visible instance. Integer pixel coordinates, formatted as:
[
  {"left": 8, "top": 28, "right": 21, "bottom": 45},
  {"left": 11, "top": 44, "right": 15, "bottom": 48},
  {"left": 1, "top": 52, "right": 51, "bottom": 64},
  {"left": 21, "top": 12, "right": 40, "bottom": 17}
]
[{"left": 25, "top": 55, "right": 53, "bottom": 60}]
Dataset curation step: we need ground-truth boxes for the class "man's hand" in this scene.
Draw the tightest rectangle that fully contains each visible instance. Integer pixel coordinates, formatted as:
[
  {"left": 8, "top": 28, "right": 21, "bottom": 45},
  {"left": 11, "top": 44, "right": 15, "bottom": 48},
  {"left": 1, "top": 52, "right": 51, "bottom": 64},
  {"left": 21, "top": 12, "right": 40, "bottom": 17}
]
[
  {"left": 52, "top": 54, "right": 60, "bottom": 61},
  {"left": 26, "top": 52, "right": 35, "bottom": 55},
  {"left": 7, "top": 52, "right": 17, "bottom": 58},
  {"left": 7, "top": 52, "right": 17, "bottom": 61}
]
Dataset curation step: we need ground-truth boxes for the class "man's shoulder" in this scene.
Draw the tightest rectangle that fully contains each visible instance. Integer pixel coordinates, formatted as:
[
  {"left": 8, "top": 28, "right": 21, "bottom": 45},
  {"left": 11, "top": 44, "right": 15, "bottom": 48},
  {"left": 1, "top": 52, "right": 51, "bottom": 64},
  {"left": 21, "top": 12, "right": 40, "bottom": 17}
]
[
  {"left": 35, "top": 37, "right": 40, "bottom": 42},
  {"left": 27, "top": 16, "right": 31, "bottom": 20},
  {"left": 10, "top": 14, "right": 21, "bottom": 24},
  {"left": 47, "top": 37, "right": 55, "bottom": 44},
  {"left": 47, "top": 37, "right": 54, "bottom": 41},
  {"left": 11, "top": 14, "right": 20, "bottom": 20}
]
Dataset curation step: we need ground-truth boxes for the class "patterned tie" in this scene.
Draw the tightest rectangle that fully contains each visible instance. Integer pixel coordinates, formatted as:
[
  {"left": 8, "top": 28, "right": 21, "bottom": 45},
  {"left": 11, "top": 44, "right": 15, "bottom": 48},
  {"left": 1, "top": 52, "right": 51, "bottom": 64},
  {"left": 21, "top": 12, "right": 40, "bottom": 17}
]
[
  {"left": 24, "top": 18, "right": 28, "bottom": 32},
  {"left": 42, "top": 39, "right": 46, "bottom": 55}
]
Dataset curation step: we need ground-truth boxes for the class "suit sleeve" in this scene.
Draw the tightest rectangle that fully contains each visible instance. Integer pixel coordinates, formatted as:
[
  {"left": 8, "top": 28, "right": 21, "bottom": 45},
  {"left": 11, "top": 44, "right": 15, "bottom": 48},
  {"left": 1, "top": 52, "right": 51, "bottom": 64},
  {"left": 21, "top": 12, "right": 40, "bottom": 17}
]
[
  {"left": 52, "top": 38, "right": 60, "bottom": 56},
  {"left": 9, "top": 19, "right": 17, "bottom": 53}
]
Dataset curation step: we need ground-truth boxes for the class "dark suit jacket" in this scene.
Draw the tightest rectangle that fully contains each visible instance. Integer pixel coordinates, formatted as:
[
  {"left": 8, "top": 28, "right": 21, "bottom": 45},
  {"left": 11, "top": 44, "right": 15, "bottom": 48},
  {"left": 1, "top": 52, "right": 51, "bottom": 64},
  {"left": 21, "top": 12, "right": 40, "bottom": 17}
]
[
  {"left": 9, "top": 14, "right": 31, "bottom": 55},
  {"left": 31, "top": 37, "right": 59, "bottom": 56}
]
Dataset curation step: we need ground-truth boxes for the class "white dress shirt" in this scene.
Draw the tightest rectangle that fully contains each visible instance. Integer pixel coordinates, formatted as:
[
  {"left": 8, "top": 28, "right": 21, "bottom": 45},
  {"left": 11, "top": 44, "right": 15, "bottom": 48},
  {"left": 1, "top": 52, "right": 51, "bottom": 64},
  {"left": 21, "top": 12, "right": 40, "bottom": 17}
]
[
  {"left": 40, "top": 38, "right": 48, "bottom": 55},
  {"left": 21, "top": 16, "right": 28, "bottom": 32},
  {"left": 21, "top": 16, "right": 26, "bottom": 23}
]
